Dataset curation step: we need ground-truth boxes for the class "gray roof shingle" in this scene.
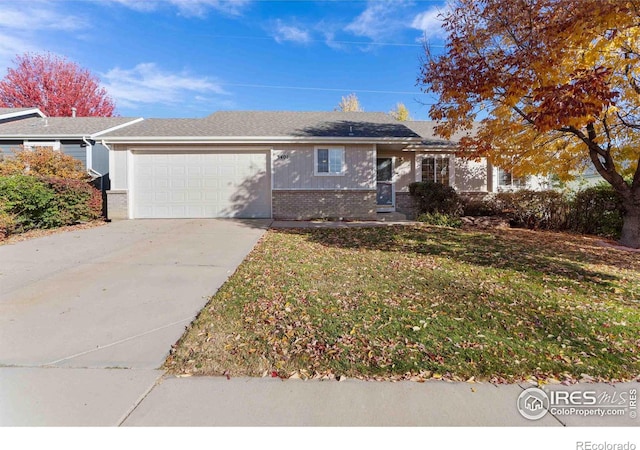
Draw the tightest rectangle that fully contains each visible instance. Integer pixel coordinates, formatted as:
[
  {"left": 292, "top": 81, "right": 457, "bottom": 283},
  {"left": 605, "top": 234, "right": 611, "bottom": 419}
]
[
  {"left": 0, "top": 109, "right": 475, "bottom": 144},
  {"left": 206, "top": 111, "right": 420, "bottom": 138},
  {"left": 0, "top": 116, "right": 141, "bottom": 137},
  {"left": 104, "top": 111, "right": 422, "bottom": 139},
  {"left": 0, "top": 107, "right": 38, "bottom": 115},
  {"left": 405, "top": 121, "right": 478, "bottom": 146}
]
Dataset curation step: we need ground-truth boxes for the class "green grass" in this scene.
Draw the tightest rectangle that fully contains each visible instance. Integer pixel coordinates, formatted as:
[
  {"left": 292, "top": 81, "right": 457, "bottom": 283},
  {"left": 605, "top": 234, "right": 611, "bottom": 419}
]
[{"left": 164, "top": 225, "right": 640, "bottom": 383}]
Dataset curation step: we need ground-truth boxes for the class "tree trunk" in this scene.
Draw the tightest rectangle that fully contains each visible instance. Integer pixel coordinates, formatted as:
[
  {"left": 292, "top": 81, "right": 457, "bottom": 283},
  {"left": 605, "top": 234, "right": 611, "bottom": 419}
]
[{"left": 619, "top": 203, "right": 640, "bottom": 249}]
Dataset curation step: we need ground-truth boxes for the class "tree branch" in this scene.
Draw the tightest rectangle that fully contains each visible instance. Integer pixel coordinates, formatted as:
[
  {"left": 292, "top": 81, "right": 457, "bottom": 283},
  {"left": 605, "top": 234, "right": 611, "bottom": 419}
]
[
  {"left": 601, "top": 111, "right": 613, "bottom": 153},
  {"left": 511, "top": 105, "right": 536, "bottom": 125},
  {"left": 616, "top": 110, "right": 640, "bottom": 130}
]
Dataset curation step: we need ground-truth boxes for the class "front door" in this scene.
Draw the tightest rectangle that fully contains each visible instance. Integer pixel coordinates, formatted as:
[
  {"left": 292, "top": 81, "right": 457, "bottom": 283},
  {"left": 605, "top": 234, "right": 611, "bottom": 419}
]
[{"left": 376, "top": 157, "right": 394, "bottom": 211}]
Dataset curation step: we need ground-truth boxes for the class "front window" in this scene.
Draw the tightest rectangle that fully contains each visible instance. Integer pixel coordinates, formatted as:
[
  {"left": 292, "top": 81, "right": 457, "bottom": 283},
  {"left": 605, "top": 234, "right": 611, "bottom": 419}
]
[
  {"left": 315, "top": 147, "right": 345, "bottom": 175},
  {"left": 23, "top": 141, "right": 60, "bottom": 151},
  {"left": 421, "top": 156, "right": 450, "bottom": 185},
  {"left": 498, "top": 168, "right": 528, "bottom": 188}
]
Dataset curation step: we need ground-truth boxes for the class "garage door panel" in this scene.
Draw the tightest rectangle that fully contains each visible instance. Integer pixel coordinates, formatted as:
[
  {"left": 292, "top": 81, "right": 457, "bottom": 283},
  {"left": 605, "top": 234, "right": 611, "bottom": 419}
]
[{"left": 132, "top": 152, "right": 270, "bottom": 219}]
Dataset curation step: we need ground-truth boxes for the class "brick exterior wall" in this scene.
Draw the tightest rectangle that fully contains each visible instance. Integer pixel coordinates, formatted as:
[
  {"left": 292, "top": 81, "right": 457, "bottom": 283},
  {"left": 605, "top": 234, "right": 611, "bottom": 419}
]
[
  {"left": 272, "top": 190, "right": 377, "bottom": 220},
  {"left": 395, "top": 192, "right": 417, "bottom": 220},
  {"left": 106, "top": 190, "right": 128, "bottom": 220}
]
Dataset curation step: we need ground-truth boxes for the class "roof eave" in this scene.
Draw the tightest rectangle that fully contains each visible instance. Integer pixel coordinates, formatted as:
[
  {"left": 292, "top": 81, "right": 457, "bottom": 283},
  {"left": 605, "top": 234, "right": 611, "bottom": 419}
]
[
  {"left": 0, "top": 134, "right": 88, "bottom": 140},
  {"left": 0, "top": 108, "right": 46, "bottom": 120},
  {"left": 102, "top": 136, "right": 424, "bottom": 145},
  {"left": 405, "top": 142, "right": 459, "bottom": 151}
]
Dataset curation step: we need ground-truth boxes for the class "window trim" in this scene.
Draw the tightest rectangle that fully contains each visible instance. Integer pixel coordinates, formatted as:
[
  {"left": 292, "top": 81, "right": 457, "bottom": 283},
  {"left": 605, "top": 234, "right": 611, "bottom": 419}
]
[
  {"left": 23, "top": 140, "right": 61, "bottom": 151},
  {"left": 419, "top": 154, "right": 452, "bottom": 186},
  {"left": 497, "top": 167, "right": 529, "bottom": 189},
  {"left": 314, "top": 146, "right": 346, "bottom": 176}
]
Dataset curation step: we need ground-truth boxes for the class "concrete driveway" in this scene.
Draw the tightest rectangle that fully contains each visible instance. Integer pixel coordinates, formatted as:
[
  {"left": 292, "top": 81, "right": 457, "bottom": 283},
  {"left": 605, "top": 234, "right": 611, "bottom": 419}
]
[{"left": 0, "top": 219, "right": 268, "bottom": 369}]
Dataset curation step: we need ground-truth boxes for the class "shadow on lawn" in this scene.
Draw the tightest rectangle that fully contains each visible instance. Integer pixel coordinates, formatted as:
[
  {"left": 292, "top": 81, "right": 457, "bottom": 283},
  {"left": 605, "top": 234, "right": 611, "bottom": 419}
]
[{"left": 276, "top": 225, "right": 629, "bottom": 286}]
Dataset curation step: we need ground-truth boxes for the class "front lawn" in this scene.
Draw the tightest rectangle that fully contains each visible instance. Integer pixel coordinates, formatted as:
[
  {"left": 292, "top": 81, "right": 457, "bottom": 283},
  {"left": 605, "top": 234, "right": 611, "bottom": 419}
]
[{"left": 164, "top": 225, "right": 640, "bottom": 383}]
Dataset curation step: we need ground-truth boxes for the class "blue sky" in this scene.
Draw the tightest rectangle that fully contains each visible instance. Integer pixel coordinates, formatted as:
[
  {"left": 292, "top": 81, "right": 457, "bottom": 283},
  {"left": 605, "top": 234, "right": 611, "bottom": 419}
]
[{"left": 0, "top": 0, "right": 449, "bottom": 118}]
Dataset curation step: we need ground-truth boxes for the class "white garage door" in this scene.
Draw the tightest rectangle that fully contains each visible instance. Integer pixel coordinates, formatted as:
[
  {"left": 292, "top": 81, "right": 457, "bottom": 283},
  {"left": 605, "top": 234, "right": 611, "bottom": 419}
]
[{"left": 132, "top": 152, "right": 270, "bottom": 218}]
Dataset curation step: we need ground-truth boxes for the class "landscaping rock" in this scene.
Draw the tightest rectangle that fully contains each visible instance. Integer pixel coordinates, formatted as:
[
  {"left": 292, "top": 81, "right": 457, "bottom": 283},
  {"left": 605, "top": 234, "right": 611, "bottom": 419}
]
[{"left": 461, "top": 216, "right": 511, "bottom": 229}]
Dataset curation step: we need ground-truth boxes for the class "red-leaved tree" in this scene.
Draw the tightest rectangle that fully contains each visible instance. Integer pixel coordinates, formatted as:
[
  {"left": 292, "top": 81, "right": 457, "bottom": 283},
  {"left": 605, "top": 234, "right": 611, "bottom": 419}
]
[{"left": 0, "top": 53, "right": 116, "bottom": 117}]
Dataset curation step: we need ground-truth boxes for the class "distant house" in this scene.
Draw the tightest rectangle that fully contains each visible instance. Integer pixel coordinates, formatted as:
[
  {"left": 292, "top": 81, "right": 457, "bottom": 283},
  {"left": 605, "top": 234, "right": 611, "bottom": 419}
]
[
  {"left": 0, "top": 107, "right": 142, "bottom": 185},
  {"left": 0, "top": 108, "right": 549, "bottom": 220}
]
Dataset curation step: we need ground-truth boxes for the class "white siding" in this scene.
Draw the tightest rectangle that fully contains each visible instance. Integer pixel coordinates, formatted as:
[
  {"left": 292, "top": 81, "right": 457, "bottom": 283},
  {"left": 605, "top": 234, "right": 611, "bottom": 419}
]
[
  {"left": 455, "top": 158, "right": 488, "bottom": 192},
  {"left": 110, "top": 149, "right": 128, "bottom": 190}
]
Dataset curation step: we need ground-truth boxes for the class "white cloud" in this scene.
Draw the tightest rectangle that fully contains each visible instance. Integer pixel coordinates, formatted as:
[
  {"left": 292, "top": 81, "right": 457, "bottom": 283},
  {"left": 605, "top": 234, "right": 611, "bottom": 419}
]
[
  {"left": 411, "top": 6, "right": 448, "bottom": 39},
  {"left": 105, "top": 0, "right": 251, "bottom": 17},
  {"left": 345, "top": 0, "right": 410, "bottom": 41},
  {"left": 101, "top": 63, "right": 229, "bottom": 109},
  {"left": 0, "top": 1, "right": 85, "bottom": 32},
  {"left": 272, "top": 20, "right": 311, "bottom": 44},
  {"left": 0, "top": 1, "right": 86, "bottom": 74},
  {"left": 104, "top": 0, "right": 157, "bottom": 13}
]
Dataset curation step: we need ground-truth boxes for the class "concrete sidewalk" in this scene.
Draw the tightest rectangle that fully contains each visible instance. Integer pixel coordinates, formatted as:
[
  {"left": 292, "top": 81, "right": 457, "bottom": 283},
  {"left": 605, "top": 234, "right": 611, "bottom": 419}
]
[
  {"left": 4, "top": 368, "right": 635, "bottom": 426},
  {"left": 122, "top": 376, "right": 556, "bottom": 426},
  {"left": 120, "top": 377, "right": 640, "bottom": 427}
]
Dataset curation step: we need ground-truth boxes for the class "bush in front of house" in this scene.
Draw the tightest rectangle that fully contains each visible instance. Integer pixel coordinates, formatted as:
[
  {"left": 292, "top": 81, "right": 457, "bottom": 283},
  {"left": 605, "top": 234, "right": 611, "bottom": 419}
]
[
  {"left": 0, "top": 174, "right": 57, "bottom": 231},
  {"left": 493, "top": 190, "right": 569, "bottom": 230},
  {"left": 42, "top": 177, "right": 103, "bottom": 226},
  {"left": 0, "top": 146, "right": 88, "bottom": 180},
  {"left": 0, "top": 208, "right": 16, "bottom": 238},
  {"left": 416, "top": 212, "right": 463, "bottom": 228},
  {"left": 0, "top": 174, "right": 102, "bottom": 235},
  {"left": 408, "top": 181, "right": 464, "bottom": 216},
  {"left": 488, "top": 187, "right": 623, "bottom": 238},
  {"left": 462, "top": 198, "right": 500, "bottom": 216},
  {"left": 568, "top": 184, "right": 624, "bottom": 239}
]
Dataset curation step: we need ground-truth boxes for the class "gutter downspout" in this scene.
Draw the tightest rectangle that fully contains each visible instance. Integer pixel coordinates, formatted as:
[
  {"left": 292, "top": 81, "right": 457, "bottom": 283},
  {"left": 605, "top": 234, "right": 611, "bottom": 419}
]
[
  {"left": 99, "top": 139, "right": 117, "bottom": 222},
  {"left": 83, "top": 136, "right": 107, "bottom": 220},
  {"left": 82, "top": 136, "right": 97, "bottom": 177}
]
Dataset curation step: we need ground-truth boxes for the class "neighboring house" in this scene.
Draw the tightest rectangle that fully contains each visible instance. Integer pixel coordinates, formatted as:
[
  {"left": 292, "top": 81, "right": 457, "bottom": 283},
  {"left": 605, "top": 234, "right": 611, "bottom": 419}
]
[
  {"left": 564, "top": 166, "right": 605, "bottom": 191},
  {"left": 0, "top": 108, "right": 550, "bottom": 220},
  {"left": 0, "top": 107, "right": 143, "bottom": 184}
]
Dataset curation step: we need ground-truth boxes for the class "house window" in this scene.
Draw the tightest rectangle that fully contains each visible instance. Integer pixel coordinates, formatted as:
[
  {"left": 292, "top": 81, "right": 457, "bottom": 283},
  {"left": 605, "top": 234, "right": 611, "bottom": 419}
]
[
  {"left": 498, "top": 168, "right": 528, "bottom": 188},
  {"left": 421, "top": 156, "right": 450, "bottom": 185},
  {"left": 315, "top": 147, "right": 345, "bottom": 175},
  {"left": 23, "top": 141, "right": 61, "bottom": 151}
]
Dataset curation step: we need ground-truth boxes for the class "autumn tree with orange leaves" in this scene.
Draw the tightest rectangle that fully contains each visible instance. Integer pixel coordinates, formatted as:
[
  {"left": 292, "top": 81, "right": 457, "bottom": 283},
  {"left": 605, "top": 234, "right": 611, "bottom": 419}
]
[
  {"left": 0, "top": 53, "right": 115, "bottom": 117},
  {"left": 420, "top": 0, "right": 640, "bottom": 248}
]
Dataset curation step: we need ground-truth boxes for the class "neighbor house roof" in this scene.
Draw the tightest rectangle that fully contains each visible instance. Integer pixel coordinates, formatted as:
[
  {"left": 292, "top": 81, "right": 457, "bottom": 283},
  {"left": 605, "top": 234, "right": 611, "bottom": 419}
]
[
  {"left": 0, "top": 107, "right": 46, "bottom": 121},
  {"left": 0, "top": 116, "right": 143, "bottom": 139},
  {"left": 101, "top": 111, "right": 423, "bottom": 143}
]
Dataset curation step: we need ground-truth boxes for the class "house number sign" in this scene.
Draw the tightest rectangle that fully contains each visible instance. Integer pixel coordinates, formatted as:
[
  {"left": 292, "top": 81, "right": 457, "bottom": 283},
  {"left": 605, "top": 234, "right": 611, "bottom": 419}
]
[{"left": 277, "top": 154, "right": 289, "bottom": 160}]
